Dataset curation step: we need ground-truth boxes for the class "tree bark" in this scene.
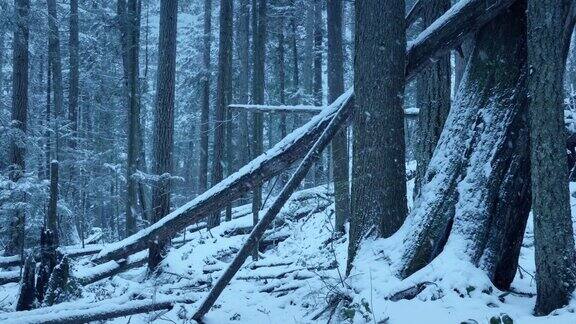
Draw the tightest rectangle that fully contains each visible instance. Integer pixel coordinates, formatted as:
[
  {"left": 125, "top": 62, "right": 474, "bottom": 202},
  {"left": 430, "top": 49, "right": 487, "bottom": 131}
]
[
  {"left": 211, "top": 0, "right": 234, "bottom": 228},
  {"left": 148, "top": 0, "right": 178, "bottom": 271},
  {"left": 4, "top": 0, "right": 30, "bottom": 257},
  {"left": 312, "top": 0, "right": 324, "bottom": 185},
  {"left": 47, "top": 0, "right": 64, "bottom": 161},
  {"left": 327, "top": 0, "right": 349, "bottom": 233},
  {"left": 348, "top": 0, "right": 408, "bottom": 273},
  {"left": 527, "top": 0, "right": 576, "bottom": 315},
  {"left": 198, "top": 0, "right": 212, "bottom": 194},
  {"left": 413, "top": 0, "right": 451, "bottom": 196},
  {"left": 398, "top": 2, "right": 531, "bottom": 290}
]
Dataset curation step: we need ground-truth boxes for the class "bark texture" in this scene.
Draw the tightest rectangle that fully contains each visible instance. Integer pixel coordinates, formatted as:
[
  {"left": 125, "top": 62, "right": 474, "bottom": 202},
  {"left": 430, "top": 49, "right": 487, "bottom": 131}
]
[
  {"left": 148, "top": 0, "right": 178, "bottom": 271},
  {"left": 399, "top": 3, "right": 531, "bottom": 291},
  {"left": 527, "top": 0, "right": 576, "bottom": 315},
  {"left": 5, "top": 0, "right": 30, "bottom": 257},
  {"left": 348, "top": 0, "right": 408, "bottom": 272}
]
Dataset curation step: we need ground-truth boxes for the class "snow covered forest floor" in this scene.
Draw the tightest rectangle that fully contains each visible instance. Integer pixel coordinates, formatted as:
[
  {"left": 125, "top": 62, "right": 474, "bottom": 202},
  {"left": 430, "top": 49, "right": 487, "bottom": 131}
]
[{"left": 1, "top": 180, "right": 576, "bottom": 323}]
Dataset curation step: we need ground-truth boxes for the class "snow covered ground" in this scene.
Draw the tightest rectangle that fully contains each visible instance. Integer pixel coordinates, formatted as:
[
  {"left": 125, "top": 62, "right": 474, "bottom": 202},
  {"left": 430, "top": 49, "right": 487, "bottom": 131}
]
[{"left": 1, "top": 181, "right": 576, "bottom": 323}]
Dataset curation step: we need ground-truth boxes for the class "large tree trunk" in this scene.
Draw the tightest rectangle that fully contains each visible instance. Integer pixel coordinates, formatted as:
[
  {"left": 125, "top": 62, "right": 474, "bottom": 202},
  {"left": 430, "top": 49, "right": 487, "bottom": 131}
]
[
  {"left": 398, "top": 2, "right": 531, "bottom": 291},
  {"left": 327, "top": 0, "right": 350, "bottom": 233},
  {"left": 312, "top": 0, "right": 324, "bottom": 185},
  {"left": 4, "top": 0, "right": 30, "bottom": 257},
  {"left": 198, "top": 0, "right": 211, "bottom": 194},
  {"left": 413, "top": 0, "right": 451, "bottom": 197},
  {"left": 289, "top": 1, "right": 301, "bottom": 130},
  {"left": 148, "top": 0, "right": 178, "bottom": 271},
  {"left": 210, "top": 0, "right": 234, "bottom": 228},
  {"left": 527, "top": 0, "right": 576, "bottom": 315},
  {"left": 348, "top": 0, "right": 408, "bottom": 273}
]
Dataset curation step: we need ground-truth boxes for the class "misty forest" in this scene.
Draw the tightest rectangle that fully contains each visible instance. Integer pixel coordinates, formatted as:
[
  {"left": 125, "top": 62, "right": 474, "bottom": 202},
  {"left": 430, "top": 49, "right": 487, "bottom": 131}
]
[{"left": 1, "top": 0, "right": 576, "bottom": 323}]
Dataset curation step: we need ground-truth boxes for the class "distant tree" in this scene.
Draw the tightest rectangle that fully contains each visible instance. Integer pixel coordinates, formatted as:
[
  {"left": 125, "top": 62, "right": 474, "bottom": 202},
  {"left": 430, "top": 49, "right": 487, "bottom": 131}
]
[
  {"left": 198, "top": 0, "right": 212, "bottom": 194},
  {"left": 327, "top": 0, "right": 349, "bottom": 233},
  {"left": 210, "top": 0, "right": 234, "bottom": 227}
]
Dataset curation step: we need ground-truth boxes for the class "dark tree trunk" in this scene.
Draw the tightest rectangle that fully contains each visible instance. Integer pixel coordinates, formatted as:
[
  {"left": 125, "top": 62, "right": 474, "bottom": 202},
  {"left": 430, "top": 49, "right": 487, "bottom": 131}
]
[
  {"left": 148, "top": 0, "right": 178, "bottom": 271},
  {"left": 327, "top": 0, "right": 350, "bottom": 233},
  {"left": 5, "top": 0, "right": 30, "bottom": 257},
  {"left": 251, "top": 0, "right": 267, "bottom": 261},
  {"left": 312, "top": 0, "right": 324, "bottom": 185},
  {"left": 16, "top": 255, "right": 35, "bottom": 311},
  {"left": 210, "top": 0, "right": 234, "bottom": 228},
  {"left": 47, "top": 0, "right": 64, "bottom": 160},
  {"left": 198, "top": 0, "right": 212, "bottom": 194},
  {"left": 528, "top": 0, "right": 576, "bottom": 315},
  {"left": 277, "top": 11, "right": 286, "bottom": 138},
  {"left": 125, "top": 0, "right": 142, "bottom": 236},
  {"left": 289, "top": 1, "right": 301, "bottom": 129},
  {"left": 413, "top": 0, "right": 451, "bottom": 196},
  {"left": 68, "top": 0, "right": 79, "bottom": 151},
  {"left": 237, "top": 0, "right": 251, "bottom": 167},
  {"left": 348, "top": 0, "right": 408, "bottom": 272}
]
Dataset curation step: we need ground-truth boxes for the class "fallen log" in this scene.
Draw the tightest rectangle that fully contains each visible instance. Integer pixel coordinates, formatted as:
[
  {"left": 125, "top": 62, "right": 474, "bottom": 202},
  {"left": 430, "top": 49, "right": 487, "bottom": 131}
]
[
  {"left": 191, "top": 84, "right": 353, "bottom": 321},
  {"left": 0, "top": 293, "right": 194, "bottom": 324},
  {"left": 0, "top": 269, "right": 20, "bottom": 285},
  {"left": 76, "top": 251, "right": 148, "bottom": 285},
  {"left": 91, "top": 0, "right": 517, "bottom": 268},
  {"left": 406, "top": 0, "right": 424, "bottom": 27}
]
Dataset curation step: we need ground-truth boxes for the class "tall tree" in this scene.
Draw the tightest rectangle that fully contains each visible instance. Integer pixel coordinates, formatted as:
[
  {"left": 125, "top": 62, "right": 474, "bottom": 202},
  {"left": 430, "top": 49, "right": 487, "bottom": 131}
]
[
  {"left": 69, "top": 0, "right": 79, "bottom": 152},
  {"left": 413, "top": 0, "right": 451, "bottom": 196},
  {"left": 527, "top": 0, "right": 576, "bottom": 315},
  {"left": 251, "top": 0, "right": 267, "bottom": 261},
  {"left": 148, "top": 0, "right": 178, "bottom": 271},
  {"left": 125, "top": 0, "right": 141, "bottom": 236},
  {"left": 348, "top": 0, "right": 407, "bottom": 271},
  {"left": 211, "top": 0, "right": 234, "bottom": 227},
  {"left": 47, "top": 0, "right": 65, "bottom": 161},
  {"left": 327, "top": 0, "right": 349, "bottom": 233},
  {"left": 4, "top": 0, "right": 30, "bottom": 256},
  {"left": 312, "top": 0, "right": 324, "bottom": 184},
  {"left": 237, "top": 0, "right": 251, "bottom": 167},
  {"left": 277, "top": 4, "right": 286, "bottom": 139},
  {"left": 198, "top": 0, "right": 211, "bottom": 194}
]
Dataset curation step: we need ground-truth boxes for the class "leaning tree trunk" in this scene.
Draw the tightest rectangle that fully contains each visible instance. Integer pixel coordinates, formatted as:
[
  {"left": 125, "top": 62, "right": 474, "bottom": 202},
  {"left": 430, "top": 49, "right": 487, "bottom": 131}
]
[
  {"left": 398, "top": 2, "right": 531, "bottom": 291},
  {"left": 527, "top": 0, "right": 576, "bottom": 315},
  {"left": 148, "top": 0, "right": 178, "bottom": 271},
  {"left": 413, "top": 0, "right": 451, "bottom": 197}
]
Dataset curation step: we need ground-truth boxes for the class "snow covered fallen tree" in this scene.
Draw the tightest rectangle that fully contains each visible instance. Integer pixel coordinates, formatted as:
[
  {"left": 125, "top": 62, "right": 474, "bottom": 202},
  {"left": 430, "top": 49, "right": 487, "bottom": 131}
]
[{"left": 91, "top": 0, "right": 517, "bottom": 269}]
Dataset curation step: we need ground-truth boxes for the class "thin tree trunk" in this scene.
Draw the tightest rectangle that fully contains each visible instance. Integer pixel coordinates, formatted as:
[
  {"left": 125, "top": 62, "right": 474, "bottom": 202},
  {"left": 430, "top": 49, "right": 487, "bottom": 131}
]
[
  {"left": 413, "top": 0, "right": 451, "bottom": 196},
  {"left": 237, "top": 0, "right": 251, "bottom": 167},
  {"left": 148, "top": 0, "right": 178, "bottom": 271},
  {"left": 4, "top": 0, "right": 30, "bottom": 257},
  {"left": 251, "top": 0, "right": 267, "bottom": 261},
  {"left": 327, "top": 0, "right": 349, "bottom": 233},
  {"left": 348, "top": 0, "right": 408, "bottom": 272},
  {"left": 211, "top": 0, "right": 234, "bottom": 228},
  {"left": 198, "top": 0, "right": 212, "bottom": 194},
  {"left": 312, "top": 0, "right": 324, "bottom": 185},
  {"left": 528, "top": 0, "right": 576, "bottom": 315},
  {"left": 47, "top": 0, "right": 64, "bottom": 161},
  {"left": 289, "top": 2, "right": 301, "bottom": 129}
]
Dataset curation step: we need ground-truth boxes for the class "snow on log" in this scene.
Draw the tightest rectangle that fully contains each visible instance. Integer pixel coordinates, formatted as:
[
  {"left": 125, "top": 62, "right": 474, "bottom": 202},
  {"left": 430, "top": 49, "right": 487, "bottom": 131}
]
[
  {"left": 0, "top": 255, "right": 21, "bottom": 268},
  {"left": 91, "top": 89, "right": 353, "bottom": 265},
  {"left": 406, "top": 0, "right": 424, "bottom": 27},
  {"left": 0, "top": 269, "right": 20, "bottom": 285},
  {"left": 91, "top": 0, "right": 517, "bottom": 267},
  {"left": 0, "top": 293, "right": 194, "bottom": 324},
  {"left": 192, "top": 79, "right": 354, "bottom": 322},
  {"left": 228, "top": 104, "right": 323, "bottom": 114}
]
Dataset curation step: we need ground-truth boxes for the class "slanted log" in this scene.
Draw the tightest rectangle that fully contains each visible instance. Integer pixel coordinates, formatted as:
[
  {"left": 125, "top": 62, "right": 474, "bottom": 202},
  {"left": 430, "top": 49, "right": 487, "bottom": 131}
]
[
  {"left": 398, "top": 2, "right": 530, "bottom": 290},
  {"left": 406, "top": 0, "right": 424, "bottom": 27},
  {"left": 91, "top": 0, "right": 517, "bottom": 267},
  {"left": 191, "top": 88, "right": 353, "bottom": 321}
]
